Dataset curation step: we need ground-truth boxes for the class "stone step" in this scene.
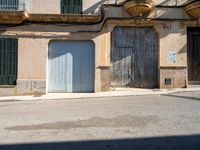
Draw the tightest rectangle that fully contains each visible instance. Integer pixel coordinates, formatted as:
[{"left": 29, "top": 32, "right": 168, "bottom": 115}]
[
  {"left": 188, "top": 81, "right": 200, "bottom": 85},
  {"left": 187, "top": 84, "right": 200, "bottom": 88}
]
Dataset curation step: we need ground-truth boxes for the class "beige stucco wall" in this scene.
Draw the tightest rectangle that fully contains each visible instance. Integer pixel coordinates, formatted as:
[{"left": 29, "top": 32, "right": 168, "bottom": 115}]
[
  {"left": 18, "top": 38, "right": 48, "bottom": 79},
  {"left": 155, "top": 21, "right": 187, "bottom": 67},
  {"left": 27, "top": 0, "right": 192, "bottom": 14},
  {"left": 28, "top": 0, "right": 108, "bottom": 14},
  {"left": 93, "top": 32, "right": 111, "bottom": 91},
  {"left": 94, "top": 32, "right": 110, "bottom": 67},
  {"left": 114, "top": 0, "right": 190, "bottom": 5},
  {"left": 153, "top": 0, "right": 189, "bottom": 6},
  {"left": 83, "top": 0, "right": 103, "bottom": 14},
  {"left": 28, "top": 0, "right": 60, "bottom": 14}
]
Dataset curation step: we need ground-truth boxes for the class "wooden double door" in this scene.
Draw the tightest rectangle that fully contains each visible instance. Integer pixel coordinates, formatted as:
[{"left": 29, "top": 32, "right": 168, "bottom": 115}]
[{"left": 111, "top": 27, "right": 158, "bottom": 88}]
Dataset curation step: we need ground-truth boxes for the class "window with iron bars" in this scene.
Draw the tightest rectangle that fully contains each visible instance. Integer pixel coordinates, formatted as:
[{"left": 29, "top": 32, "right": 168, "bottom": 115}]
[
  {"left": 61, "top": 0, "right": 82, "bottom": 14},
  {"left": 0, "top": 0, "right": 19, "bottom": 10}
]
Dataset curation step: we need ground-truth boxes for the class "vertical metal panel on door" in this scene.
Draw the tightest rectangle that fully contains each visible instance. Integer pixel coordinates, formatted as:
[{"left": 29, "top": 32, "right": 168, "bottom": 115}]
[
  {"left": 111, "top": 27, "right": 158, "bottom": 88},
  {"left": 187, "top": 27, "right": 200, "bottom": 82},
  {"left": 48, "top": 41, "right": 95, "bottom": 93}
]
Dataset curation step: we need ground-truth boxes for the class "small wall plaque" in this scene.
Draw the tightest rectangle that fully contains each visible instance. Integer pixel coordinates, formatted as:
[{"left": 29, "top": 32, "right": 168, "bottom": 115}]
[{"left": 168, "top": 51, "right": 176, "bottom": 64}]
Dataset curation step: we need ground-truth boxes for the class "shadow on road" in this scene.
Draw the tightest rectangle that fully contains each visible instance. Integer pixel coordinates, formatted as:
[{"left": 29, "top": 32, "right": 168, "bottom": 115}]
[
  {"left": 162, "top": 94, "right": 200, "bottom": 102},
  {"left": 0, "top": 135, "right": 200, "bottom": 150}
]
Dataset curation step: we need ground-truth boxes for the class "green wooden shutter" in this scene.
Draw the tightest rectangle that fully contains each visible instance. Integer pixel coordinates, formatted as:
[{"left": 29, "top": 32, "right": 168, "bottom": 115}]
[
  {"left": 0, "top": 38, "right": 18, "bottom": 85},
  {"left": 61, "top": 0, "right": 82, "bottom": 14},
  {"left": 0, "top": 0, "right": 19, "bottom": 10}
]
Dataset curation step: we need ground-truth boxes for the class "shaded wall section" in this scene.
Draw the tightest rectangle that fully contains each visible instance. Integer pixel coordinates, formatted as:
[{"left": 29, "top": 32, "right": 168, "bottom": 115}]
[
  {"left": 155, "top": 21, "right": 187, "bottom": 88},
  {"left": 16, "top": 38, "right": 48, "bottom": 95}
]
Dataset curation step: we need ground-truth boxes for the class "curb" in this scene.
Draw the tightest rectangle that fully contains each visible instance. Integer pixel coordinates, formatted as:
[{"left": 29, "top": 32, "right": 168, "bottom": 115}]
[{"left": 0, "top": 88, "right": 200, "bottom": 102}]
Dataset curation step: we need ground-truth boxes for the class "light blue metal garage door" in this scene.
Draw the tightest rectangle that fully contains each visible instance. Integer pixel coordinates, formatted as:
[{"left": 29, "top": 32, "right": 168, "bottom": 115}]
[{"left": 48, "top": 41, "right": 95, "bottom": 93}]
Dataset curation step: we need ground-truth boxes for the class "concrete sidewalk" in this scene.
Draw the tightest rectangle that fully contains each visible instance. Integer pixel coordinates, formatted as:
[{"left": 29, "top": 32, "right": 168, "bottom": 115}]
[{"left": 0, "top": 87, "right": 200, "bottom": 101}]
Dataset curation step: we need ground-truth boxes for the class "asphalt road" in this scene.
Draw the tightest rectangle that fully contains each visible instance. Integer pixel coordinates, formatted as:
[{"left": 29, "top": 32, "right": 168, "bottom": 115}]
[{"left": 0, "top": 92, "right": 200, "bottom": 150}]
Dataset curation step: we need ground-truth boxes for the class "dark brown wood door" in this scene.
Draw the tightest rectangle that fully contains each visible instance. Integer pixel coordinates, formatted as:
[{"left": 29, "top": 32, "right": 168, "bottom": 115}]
[
  {"left": 111, "top": 27, "right": 158, "bottom": 88},
  {"left": 188, "top": 27, "right": 200, "bottom": 82}
]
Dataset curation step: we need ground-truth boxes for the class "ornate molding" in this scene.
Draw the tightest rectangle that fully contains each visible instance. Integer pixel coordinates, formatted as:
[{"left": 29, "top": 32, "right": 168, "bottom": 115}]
[
  {"left": 185, "top": 1, "right": 200, "bottom": 19},
  {"left": 0, "top": 13, "right": 101, "bottom": 24},
  {"left": 123, "top": 0, "right": 154, "bottom": 17},
  {"left": 27, "top": 14, "right": 101, "bottom": 23},
  {"left": 0, "top": 11, "right": 26, "bottom": 24}
]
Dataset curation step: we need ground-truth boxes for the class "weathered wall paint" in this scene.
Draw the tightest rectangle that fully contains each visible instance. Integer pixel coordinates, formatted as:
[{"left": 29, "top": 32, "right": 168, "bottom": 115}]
[
  {"left": 28, "top": 0, "right": 60, "bottom": 14},
  {"left": 28, "top": 0, "right": 109, "bottom": 14},
  {"left": 27, "top": 0, "right": 192, "bottom": 14},
  {"left": 155, "top": 22, "right": 187, "bottom": 67},
  {"left": 18, "top": 38, "right": 48, "bottom": 79}
]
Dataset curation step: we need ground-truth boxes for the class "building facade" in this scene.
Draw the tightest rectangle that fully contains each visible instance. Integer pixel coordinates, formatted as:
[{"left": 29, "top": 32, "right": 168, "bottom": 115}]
[{"left": 0, "top": 0, "right": 199, "bottom": 96}]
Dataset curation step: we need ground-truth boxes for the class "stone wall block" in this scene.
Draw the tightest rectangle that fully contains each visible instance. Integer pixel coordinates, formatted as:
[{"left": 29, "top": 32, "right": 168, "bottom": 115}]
[{"left": 160, "top": 68, "right": 187, "bottom": 88}]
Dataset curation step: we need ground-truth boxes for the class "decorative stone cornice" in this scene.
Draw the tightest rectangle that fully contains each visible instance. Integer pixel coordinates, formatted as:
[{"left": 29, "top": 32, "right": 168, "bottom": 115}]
[
  {"left": 27, "top": 14, "right": 101, "bottom": 23},
  {"left": 185, "top": 1, "right": 200, "bottom": 19},
  {"left": 0, "top": 11, "right": 26, "bottom": 24},
  {"left": 0, "top": 12, "right": 101, "bottom": 24},
  {"left": 123, "top": 0, "right": 154, "bottom": 17}
]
